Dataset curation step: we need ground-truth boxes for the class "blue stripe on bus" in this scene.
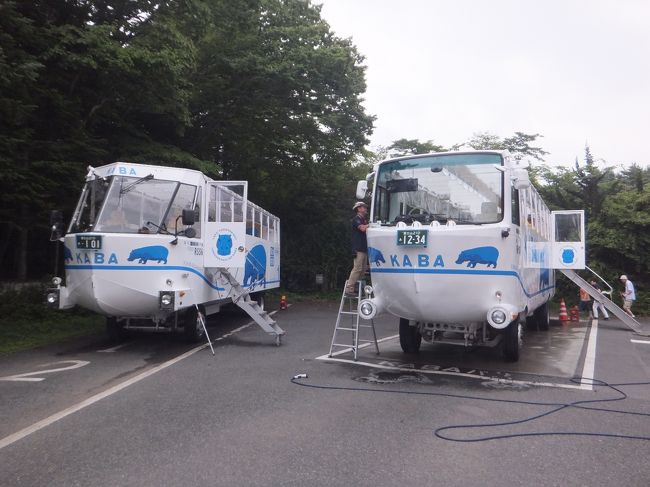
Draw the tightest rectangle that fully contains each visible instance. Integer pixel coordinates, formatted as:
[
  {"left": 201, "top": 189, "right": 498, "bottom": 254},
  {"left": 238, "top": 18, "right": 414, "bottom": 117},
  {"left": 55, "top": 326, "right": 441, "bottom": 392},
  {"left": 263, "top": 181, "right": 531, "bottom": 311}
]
[
  {"left": 64, "top": 265, "right": 280, "bottom": 292},
  {"left": 370, "top": 267, "right": 554, "bottom": 299}
]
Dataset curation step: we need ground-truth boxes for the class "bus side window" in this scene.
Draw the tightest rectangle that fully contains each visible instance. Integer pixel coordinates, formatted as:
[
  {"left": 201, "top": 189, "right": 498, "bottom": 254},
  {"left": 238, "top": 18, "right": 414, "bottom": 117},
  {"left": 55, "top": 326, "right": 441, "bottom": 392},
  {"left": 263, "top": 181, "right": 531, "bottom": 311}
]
[
  {"left": 511, "top": 187, "right": 520, "bottom": 225},
  {"left": 193, "top": 187, "right": 202, "bottom": 238},
  {"left": 262, "top": 213, "right": 269, "bottom": 240},
  {"left": 246, "top": 206, "right": 254, "bottom": 235},
  {"left": 254, "top": 208, "right": 261, "bottom": 237}
]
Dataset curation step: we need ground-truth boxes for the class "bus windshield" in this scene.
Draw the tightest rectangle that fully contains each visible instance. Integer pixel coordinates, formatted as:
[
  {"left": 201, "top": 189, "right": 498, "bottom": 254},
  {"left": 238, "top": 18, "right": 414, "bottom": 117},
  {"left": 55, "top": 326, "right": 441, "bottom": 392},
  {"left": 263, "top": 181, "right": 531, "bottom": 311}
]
[
  {"left": 373, "top": 153, "right": 504, "bottom": 225},
  {"left": 69, "top": 176, "right": 197, "bottom": 234}
]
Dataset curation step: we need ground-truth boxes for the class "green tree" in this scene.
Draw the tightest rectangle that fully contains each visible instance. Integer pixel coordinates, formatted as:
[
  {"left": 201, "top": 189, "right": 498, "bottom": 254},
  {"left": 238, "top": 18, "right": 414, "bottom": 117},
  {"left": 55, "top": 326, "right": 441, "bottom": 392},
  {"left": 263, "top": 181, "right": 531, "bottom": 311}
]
[{"left": 386, "top": 138, "right": 446, "bottom": 155}]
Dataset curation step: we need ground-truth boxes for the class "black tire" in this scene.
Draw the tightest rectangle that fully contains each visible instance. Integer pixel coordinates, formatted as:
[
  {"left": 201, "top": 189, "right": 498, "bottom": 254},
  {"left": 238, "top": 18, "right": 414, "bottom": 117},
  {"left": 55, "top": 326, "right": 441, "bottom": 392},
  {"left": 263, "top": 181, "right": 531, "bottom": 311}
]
[
  {"left": 399, "top": 318, "right": 422, "bottom": 353},
  {"left": 106, "top": 317, "right": 128, "bottom": 342},
  {"left": 183, "top": 306, "right": 206, "bottom": 343},
  {"left": 534, "top": 303, "right": 550, "bottom": 331},
  {"left": 503, "top": 318, "right": 522, "bottom": 362},
  {"left": 251, "top": 292, "right": 265, "bottom": 311}
]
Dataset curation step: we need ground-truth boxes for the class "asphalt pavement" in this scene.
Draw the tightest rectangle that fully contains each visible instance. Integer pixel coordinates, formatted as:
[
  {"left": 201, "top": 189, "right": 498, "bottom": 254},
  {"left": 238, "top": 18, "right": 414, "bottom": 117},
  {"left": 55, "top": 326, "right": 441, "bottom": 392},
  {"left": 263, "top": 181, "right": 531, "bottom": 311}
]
[{"left": 1, "top": 302, "right": 649, "bottom": 486}]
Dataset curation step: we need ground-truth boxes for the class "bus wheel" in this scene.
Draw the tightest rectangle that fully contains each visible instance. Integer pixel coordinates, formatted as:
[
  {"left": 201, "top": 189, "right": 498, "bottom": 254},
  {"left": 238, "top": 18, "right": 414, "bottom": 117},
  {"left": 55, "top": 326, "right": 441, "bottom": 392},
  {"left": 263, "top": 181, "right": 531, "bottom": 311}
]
[
  {"left": 184, "top": 306, "right": 206, "bottom": 343},
  {"left": 535, "top": 303, "right": 550, "bottom": 331},
  {"left": 106, "top": 317, "right": 128, "bottom": 342},
  {"left": 399, "top": 318, "right": 421, "bottom": 353},
  {"left": 251, "top": 292, "right": 265, "bottom": 311},
  {"left": 503, "top": 318, "right": 522, "bottom": 362}
]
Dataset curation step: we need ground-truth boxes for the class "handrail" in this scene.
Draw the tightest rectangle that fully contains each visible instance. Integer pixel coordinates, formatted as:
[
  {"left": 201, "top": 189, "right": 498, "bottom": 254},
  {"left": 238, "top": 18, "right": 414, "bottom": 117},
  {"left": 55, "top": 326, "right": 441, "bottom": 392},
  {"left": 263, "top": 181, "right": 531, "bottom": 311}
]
[{"left": 585, "top": 265, "right": 614, "bottom": 296}]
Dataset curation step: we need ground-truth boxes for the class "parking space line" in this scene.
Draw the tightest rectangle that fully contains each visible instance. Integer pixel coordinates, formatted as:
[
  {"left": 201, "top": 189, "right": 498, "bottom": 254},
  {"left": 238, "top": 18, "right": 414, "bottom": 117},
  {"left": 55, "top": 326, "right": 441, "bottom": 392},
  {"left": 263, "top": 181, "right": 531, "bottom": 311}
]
[
  {"left": 579, "top": 319, "right": 599, "bottom": 390},
  {"left": 0, "top": 311, "right": 278, "bottom": 451},
  {"left": 317, "top": 333, "right": 590, "bottom": 391},
  {"left": 97, "top": 342, "right": 134, "bottom": 353},
  {"left": 631, "top": 339, "right": 650, "bottom": 345}
]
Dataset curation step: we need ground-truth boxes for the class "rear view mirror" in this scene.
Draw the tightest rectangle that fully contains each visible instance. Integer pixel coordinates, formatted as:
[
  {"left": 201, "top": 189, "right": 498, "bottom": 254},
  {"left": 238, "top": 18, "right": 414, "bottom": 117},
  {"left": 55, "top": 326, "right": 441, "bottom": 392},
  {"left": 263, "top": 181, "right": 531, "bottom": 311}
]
[
  {"left": 182, "top": 209, "right": 197, "bottom": 226},
  {"left": 512, "top": 168, "right": 531, "bottom": 190},
  {"left": 356, "top": 180, "right": 368, "bottom": 199}
]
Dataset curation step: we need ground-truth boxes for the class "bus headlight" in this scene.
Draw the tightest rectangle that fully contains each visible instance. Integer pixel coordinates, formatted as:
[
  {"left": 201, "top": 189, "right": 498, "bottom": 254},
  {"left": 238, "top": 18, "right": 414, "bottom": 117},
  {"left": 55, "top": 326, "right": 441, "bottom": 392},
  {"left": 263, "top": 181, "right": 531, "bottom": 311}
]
[
  {"left": 159, "top": 291, "right": 175, "bottom": 310},
  {"left": 364, "top": 285, "right": 374, "bottom": 296},
  {"left": 52, "top": 276, "right": 62, "bottom": 286},
  {"left": 487, "top": 305, "right": 518, "bottom": 329},
  {"left": 359, "top": 300, "right": 376, "bottom": 319},
  {"left": 46, "top": 289, "right": 60, "bottom": 308}
]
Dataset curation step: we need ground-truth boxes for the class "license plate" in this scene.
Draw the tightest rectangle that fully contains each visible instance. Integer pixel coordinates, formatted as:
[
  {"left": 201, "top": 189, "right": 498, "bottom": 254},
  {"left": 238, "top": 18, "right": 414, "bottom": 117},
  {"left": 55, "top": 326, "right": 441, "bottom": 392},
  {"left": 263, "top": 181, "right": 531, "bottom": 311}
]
[
  {"left": 397, "top": 229, "right": 428, "bottom": 246},
  {"left": 76, "top": 234, "right": 102, "bottom": 250}
]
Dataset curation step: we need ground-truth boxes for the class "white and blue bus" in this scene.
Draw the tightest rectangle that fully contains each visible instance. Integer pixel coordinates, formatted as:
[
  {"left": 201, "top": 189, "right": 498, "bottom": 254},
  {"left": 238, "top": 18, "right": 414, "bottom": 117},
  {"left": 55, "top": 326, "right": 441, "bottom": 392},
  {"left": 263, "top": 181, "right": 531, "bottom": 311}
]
[
  {"left": 47, "top": 162, "right": 281, "bottom": 342},
  {"left": 356, "top": 150, "right": 585, "bottom": 361}
]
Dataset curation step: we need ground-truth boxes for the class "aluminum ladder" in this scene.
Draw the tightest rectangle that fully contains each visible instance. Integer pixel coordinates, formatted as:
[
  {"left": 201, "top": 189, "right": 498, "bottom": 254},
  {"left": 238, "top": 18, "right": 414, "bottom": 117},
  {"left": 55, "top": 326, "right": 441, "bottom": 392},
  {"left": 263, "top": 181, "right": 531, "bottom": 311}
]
[
  {"left": 214, "top": 268, "right": 285, "bottom": 345},
  {"left": 328, "top": 280, "right": 379, "bottom": 360},
  {"left": 560, "top": 269, "right": 646, "bottom": 335}
]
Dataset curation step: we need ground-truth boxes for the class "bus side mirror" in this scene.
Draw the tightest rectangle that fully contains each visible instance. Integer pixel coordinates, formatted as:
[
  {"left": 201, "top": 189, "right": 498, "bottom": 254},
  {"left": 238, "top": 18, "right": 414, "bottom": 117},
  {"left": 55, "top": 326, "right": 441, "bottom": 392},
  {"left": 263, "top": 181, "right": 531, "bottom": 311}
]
[
  {"left": 50, "top": 210, "right": 64, "bottom": 226},
  {"left": 512, "top": 168, "right": 531, "bottom": 190},
  {"left": 182, "top": 209, "right": 197, "bottom": 226},
  {"left": 356, "top": 180, "right": 368, "bottom": 199}
]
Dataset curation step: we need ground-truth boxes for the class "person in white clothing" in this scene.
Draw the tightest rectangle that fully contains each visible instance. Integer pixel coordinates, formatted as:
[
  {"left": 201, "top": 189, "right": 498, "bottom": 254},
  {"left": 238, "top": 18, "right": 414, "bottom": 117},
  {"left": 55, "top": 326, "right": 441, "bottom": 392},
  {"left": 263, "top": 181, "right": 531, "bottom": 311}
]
[
  {"left": 619, "top": 275, "right": 636, "bottom": 318},
  {"left": 590, "top": 281, "right": 610, "bottom": 320}
]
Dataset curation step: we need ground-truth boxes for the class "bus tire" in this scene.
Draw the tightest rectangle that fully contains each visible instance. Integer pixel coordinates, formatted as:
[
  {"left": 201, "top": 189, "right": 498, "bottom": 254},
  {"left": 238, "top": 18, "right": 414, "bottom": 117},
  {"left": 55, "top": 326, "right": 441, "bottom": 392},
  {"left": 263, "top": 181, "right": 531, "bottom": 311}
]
[
  {"left": 535, "top": 303, "right": 550, "bottom": 331},
  {"left": 184, "top": 306, "right": 206, "bottom": 343},
  {"left": 251, "top": 292, "right": 265, "bottom": 311},
  {"left": 399, "top": 318, "right": 421, "bottom": 353},
  {"left": 503, "top": 318, "right": 522, "bottom": 362},
  {"left": 106, "top": 317, "right": 128, "bottom": 342}
]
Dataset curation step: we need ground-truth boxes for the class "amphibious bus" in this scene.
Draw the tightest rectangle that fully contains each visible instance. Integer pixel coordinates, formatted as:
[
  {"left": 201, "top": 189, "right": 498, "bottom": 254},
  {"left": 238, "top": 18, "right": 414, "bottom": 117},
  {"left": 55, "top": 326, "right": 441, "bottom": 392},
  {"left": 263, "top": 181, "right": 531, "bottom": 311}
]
[{"left": 356, "top": 150, "right": 585, "bottom": 361}]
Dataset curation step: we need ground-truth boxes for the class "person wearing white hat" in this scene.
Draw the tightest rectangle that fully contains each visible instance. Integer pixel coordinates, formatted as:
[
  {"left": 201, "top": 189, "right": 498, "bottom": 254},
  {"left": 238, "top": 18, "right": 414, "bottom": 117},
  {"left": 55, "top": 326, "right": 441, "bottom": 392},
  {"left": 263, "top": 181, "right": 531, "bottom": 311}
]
[
  {"left": 619, "top": 275, "right": 636, "bottom": 318},
  {"left": 345, "top": 202, "right": 369, "bottom": 296}
]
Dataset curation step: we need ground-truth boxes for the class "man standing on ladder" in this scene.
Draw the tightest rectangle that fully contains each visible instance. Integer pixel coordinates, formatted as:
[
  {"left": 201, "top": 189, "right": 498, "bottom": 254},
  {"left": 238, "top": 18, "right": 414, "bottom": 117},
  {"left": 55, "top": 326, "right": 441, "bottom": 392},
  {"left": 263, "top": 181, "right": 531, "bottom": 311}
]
[
  {"left": 620, "top": 275, "right": 636, "bottom": 318},
  {"left": 345, "top": 202, "right": 369, "bottom": 297}
]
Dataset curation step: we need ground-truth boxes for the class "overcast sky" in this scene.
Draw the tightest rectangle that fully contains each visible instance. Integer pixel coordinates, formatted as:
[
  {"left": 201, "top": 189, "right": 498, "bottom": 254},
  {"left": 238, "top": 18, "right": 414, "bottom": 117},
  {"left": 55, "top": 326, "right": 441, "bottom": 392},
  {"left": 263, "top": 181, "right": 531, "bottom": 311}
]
[{"left": 317, "top": 0, "right": 650, "bottom": 167}]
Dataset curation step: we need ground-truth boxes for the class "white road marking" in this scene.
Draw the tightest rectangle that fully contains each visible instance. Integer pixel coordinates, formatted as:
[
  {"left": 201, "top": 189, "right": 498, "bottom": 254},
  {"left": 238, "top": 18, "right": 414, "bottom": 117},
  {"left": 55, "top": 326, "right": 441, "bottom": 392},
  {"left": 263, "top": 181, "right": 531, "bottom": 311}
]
[
  {"left": 0, "top": 361, "right": 90, "bottom": 383},
  {"left": 318, "top": 333, "right": 590, "bottom": 391},
  {"left": 579, "top": 319, "right": 599, "bottom": 390},
  {"left": 0, "top": 311, "right": 278, "bottom": 450},
  {"left": 97, "top": 342, "right": 134, "bottom": 353},
  {"left": 631, "top": 339, "right": 650, "bottom": 345}
]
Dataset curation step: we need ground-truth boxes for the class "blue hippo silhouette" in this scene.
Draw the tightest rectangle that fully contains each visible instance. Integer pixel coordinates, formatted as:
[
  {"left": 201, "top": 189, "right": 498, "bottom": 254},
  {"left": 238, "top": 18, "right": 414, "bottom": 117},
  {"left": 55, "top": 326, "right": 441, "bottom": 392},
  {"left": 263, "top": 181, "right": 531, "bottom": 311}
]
[
  {"left": 244, "top": 244, "right": 266, "bottom": 286},
  {"left": 216, "top": 234, "right": 233, "bottom": 256},
  {"left": 561, "top": 248, "right": 575, "bottom": 264},
  {"left": 367, "top": 247, "right": 386, "bottom": 266},
  {"left": 127, "top": 245, "right": 168, "bottom": 264},
  {"left": 455, "top": 246, "right": 499, "bottom": 268}
]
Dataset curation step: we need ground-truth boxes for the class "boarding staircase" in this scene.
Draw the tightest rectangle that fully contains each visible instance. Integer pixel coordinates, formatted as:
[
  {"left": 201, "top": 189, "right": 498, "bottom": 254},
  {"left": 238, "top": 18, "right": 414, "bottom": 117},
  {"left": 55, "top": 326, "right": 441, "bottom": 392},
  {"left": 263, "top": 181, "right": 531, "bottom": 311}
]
[
  {"left": 328, "top": 280, "right": 379, "bottom": 361},
  {"left": 560, "top": 269, "right": 646, "bottom": 335},
  {"left": 215, "top": 268, "right": 285, "bottom": 345}
]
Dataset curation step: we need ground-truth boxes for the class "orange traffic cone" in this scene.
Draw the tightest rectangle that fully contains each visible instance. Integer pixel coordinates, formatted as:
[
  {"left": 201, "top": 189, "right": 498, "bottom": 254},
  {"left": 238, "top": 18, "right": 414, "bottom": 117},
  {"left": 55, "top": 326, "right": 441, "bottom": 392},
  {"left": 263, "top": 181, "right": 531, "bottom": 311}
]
[
  {"left": 559, "top": 298, "right": 568, "bottom": 322},
  {"left": 570, "top": 306, "right": 580, "bottom": 322},
  {"left": 280, "top": 295, "right": 287, "bottom": 310}
]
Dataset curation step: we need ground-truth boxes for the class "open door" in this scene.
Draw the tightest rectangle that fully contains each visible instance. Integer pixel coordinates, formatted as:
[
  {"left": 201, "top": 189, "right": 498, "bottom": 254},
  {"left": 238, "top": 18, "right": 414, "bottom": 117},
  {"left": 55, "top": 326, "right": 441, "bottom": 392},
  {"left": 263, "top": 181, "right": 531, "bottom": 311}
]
[
  {"left": 204, "top": 182, "right": 248, "bottom": 268},
  {"left": 551, "top": 210, "right": 585, "bottom": 269}
]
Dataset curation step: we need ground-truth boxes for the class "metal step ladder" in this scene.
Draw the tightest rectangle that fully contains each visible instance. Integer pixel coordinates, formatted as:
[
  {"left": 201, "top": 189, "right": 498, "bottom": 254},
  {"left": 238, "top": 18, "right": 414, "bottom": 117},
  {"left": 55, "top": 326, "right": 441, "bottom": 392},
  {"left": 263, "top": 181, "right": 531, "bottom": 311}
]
[
  {"left": 328, "top": 280, "right": 379, "bottom": 360},
  {"left": 560, "top": 269, "right": 646, "bottom": 335},
  {"left": 215, "top": 268, "right": 285, "bottom": 345}
]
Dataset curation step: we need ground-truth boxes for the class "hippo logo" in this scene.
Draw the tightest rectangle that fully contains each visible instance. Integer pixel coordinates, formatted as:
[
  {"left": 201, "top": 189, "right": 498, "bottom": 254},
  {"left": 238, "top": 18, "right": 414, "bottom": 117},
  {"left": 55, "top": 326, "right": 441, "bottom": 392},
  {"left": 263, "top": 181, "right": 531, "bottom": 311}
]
[
  {"left": 367, "top": 247, "right": 386, "bottom": 266},
  {"left": 64, "top": 245, "right": 73, "bottom": 263},
  {"left": 127, "top": 245, "right": 168, "bottom": 264},
  {"left": 455, "top": 246, "right": 499, "bottom": 268},
  {"left": 244, "top": 244, "right": 266, "bottom": 286},
  {"left": 216, "top": 233, "right": 233, "bottom": 256},
  {"left": 561, "top": 248, "right": 575, "bottom": 265}
]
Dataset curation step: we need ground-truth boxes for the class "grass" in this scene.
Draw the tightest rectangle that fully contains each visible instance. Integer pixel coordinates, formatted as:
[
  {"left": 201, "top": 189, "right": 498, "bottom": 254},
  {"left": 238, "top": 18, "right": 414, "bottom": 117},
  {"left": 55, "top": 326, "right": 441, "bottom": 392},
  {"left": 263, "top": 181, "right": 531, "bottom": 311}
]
[{"left": 0, "top": 285, "right": 104, "bottom": 355}]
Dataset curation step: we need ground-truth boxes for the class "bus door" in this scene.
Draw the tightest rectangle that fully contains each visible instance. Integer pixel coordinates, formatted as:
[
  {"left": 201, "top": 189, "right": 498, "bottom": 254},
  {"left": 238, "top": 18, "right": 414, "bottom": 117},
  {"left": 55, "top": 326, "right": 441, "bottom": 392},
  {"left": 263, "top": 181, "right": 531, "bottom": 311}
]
[
  {"left": 204, "top": 182, "right": 248, "bottom": 268},
  {"left": 551, "top": 210, "right": 585, "bottom": 269}
]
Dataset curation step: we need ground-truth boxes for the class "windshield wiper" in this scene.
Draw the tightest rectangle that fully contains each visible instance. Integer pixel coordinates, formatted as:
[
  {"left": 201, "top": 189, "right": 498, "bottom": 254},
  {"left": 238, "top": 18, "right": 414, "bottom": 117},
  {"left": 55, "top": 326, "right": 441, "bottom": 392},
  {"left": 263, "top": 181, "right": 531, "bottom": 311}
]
[{"left": 120, "top": 174, "right": 154, "bottom": 195}]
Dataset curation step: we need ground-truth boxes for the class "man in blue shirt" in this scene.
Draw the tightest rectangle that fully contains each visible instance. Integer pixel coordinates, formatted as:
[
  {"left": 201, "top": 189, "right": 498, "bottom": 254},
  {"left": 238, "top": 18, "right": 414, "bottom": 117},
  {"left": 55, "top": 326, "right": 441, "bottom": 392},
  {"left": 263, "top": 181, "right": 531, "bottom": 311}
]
[{"left": 345, "top": 202, "right": 369, "bottom": 296}]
